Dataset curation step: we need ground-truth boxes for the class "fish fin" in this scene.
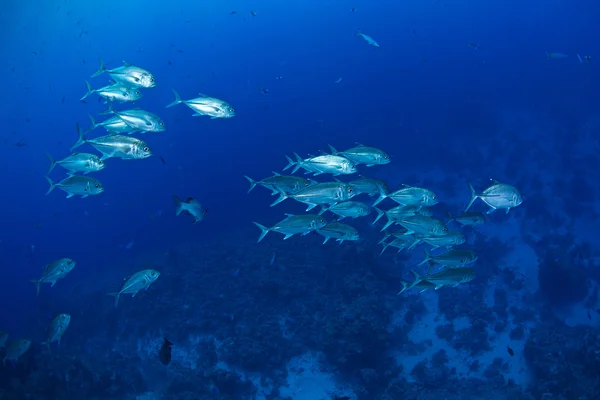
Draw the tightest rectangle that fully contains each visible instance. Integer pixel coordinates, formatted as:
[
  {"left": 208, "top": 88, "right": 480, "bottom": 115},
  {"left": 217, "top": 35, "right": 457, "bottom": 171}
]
[
  {"left": 337, "top": 215, "right": 345, "bottom": 221},
  {"left": 337, "top": 239, "right": 344, "bottom": 244},
  {"left": 318, "top": 205, "right": 328, "bottom": 215},
  {"left": 106, "top": 292, "right": 121, "bottom": 307},
  {"left": 244, "top": 176, "right": 257, "bottom": 193},
  {"left": 426, "top": 260, "right": 436, "bottom": 275},
  {"left": 271, "top": 171, "right": 281, "bottom": 176},
  {"left": 505, "top": 208, "right": 510, "bottom": 214},
  {"left": 87, "top": 114, "right": 98, "bottom": 130},
  {"left": 417, "top": 249, "right": 432, "bottom": 267},
  {"left": 172, "top": 195, "right": 184, "bottom": 216},
  {"left": 305, "top": 203, "right": 317, "bottom": 211},
  {"left": 98, "top": 99, "right": 117, "bottom": 116},
  {"left": 80, "top": 80, "right": 94, "bottom": 102},
  {"left": 283, "top": 155, "right": 295, "bottom": 171},
  {"left": 70, "top": 123, "right": 88, "bottom": 151},
  {"left": 30, "top": 280, "right": 41, "bottom": 296},
  {"left": 398, "top": 280, "right": 409, "bottom": 295},
  {"left": 407, "top": 238, "right": 421, "bottom": 250},
  {"left": 380, "top": 216, "right": 394, "bottom": 232},
  {"left": 253, "top": 222, "right": 270, "bottom": 243},
  {"left": 486, "top": 206, "right": 497, "bottom": 214},
  {"left": 122, "top": 60, "right": 131, "bottom": 66},
  {"left": 283, "top": 234, "right": 293, "bottom": 240},
  {"left": 291, "top": 153, "right": 303, "bottom": 174},
  {"left": 378, "top": 234, "right": 390, "bottom": 245},
  {"left": 465, "top": 182, "right": 478, "bottom": 212},
  {"left": 90, "top": 57, "right": 106, "bottom": 78},
  {"left": 379, "top": 243, "right": 390, "bottom": 255},
  {"left": 81, "top": 194, "right": 88, "bottom": 198},
  {"left": 44, "top": 176, "right": 55, "bottom": 195},
  {"left": 45, "top": 153, "right": 57, "bottom": 175},
  {"left": 283, "top": 213, "right": 295, "bottom": 218},
  {"left": 66, "top": 193, "right": 74, "bottom": 198},
  {"left": 322, "top": 237, "right": 330, "bottom": 244},
  {"left": 327, "top": 144, "right": 338, "bottom": 155},
  {"left": 434, "top": 285, "right": 443, "bottom": 290},
  {"left": 166, "top": 89, "right": 183, "bottom": 108},
  {"left": 49, "top": 280, "right": 57, "bottom": 287},
  {"left": 373, "top": 184, "right": 387, "bottom": 206},
  {"left": 270, "top": 189, "right": 288, "bottom": 207}
]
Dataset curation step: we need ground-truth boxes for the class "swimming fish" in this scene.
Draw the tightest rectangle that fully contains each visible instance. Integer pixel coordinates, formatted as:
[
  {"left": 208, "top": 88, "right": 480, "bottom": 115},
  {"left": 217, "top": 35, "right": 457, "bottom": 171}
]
[
  {"left": 173, "top": 195, "right": 208, "bottom": 224},
  {"left": 159, "top": 337, "right": 172, "bottom": 365}
]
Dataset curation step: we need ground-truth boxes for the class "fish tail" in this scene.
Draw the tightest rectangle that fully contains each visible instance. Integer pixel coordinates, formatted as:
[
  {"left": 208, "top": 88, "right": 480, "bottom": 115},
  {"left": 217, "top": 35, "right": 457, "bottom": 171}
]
[
  {"left": 40, "top": 341, "right": 52, "bottom": 355},
  {"left": 380, "top": 216, "right": 394, "bottom": 232},
  {"left": 269, "top": 188, "right": 288, "bottom": 207},
  {"left": 318, "top": 205, "right": 328, "bottom": 215},
  {"left": 407, "top": 238, "right": 421, "bottom": 250},
  {"left": 465, "top": 182, "right": 478, "bottom": 212},
  {"left": 253, "top": 222, "right": 270, "bottom": 243},
  {"left": 98, "top": 99, "right": 115, "bottom": 116},
  {"left": 30, "top": 279, "right": 42, "bottom": 296},
  {"left": 80, "top": 80, "right": 94, "bottom": 102},
  {"left": 372, "top": 184, "right": 387, "bottom": 206},
  {"left": 327, "top": 144, "right": 338, "bottom": 155},
  {"left": 87, "top": 114, "right": 98, "bottom": 130},
  {"left": 372, "top": 207, "right": 384, "bottom": 225},
  {"left": 44, "top": 176, "right": 55, "bottom": 196},
  {"left": 447, "top": 211, "right": 455, "bottom": 223},
  {"left": 417, "top": 249, "right": 432, "bottom": 266},
  {"left": 91, "top": 57, "right": 106, "bottom": 78},
  {"left": 378, "top": 234, "right": 389, "bottom": 245},
  {"left": 398, "top": 280, "right": 409, "bottom": 295},
  {"left": 379, "top": 242, "right": 391, "bottom": 255},
  {"left": 166, "top": 89, "right": 183, "bottom": 108},
  {"left": 244, "top": 176, "right": 257, "bottom": 193},
  {"left": 291, "top": 152, "right": 303, "bottom": 174},
  {"left": 71, "top": 123, "right": 87, "bottom": 151},
  {"left": 426, "top": 260, "right": 436, "bottom": 275},
  {"left": 172, "top": 195, "right": 184, "bottom": 216},
  {"left": 107, "top": 292, "right": 121, "bottom": 307},
  {"left": 283, "top": 155, "right": 295, "bottom": 171},
  {"left": 45, "top": 153, "right": 57, "bottom": 175}
]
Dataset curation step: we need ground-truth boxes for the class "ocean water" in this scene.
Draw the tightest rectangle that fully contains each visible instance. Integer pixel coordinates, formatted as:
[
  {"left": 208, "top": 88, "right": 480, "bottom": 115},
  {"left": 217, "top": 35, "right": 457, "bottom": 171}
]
[{"left": 1, "top": 0, "right": 599, "bottom": 399}]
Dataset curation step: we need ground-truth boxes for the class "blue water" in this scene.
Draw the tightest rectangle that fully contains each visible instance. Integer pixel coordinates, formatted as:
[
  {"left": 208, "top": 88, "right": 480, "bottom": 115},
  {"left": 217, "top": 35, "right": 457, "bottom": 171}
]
[{"left": 1, "top": 0, "right": 599, "bottom": 399}]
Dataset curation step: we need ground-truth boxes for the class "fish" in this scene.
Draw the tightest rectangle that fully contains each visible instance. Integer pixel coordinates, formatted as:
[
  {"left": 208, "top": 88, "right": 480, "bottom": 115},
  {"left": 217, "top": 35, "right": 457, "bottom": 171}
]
[
  {"left": 327, "top": 143, "right": 390, "bottom": 166},
  {"left": 91, "top": 59, "right": 156, "bottom": 88},
  {"left": 418, "top": 249, "right": 478, "bottom": 272},
  {"left": 100, "top": 102, "right": 166, "bottom": 133},
  {"left": 379, "top": 205, "right": 432, "bottom": 231},
  {"left": 159, "top": 337, "right": 172, "bottom": 365},
  {"left": 409, "top": 230, "right": 466, "bottom": 250},
  {"left": 316, "top": 222, "right": 359, "bottom": 244},
  {"left": 348, "top": 177, "right": 389, "bottom": 197},
  {"left": 46, "top": 152, "right": 105, "bottom": 175},
  {"left": 396, "top": 215, "right": 448, "bottom": 237},
  {"left": 447, "top": 211, "right": 486, "bottom": 226},
  {"left": 399, "top": 279, "right": 436, "bottom": 294},
  {"left": 0, "top": 331, "right": 8, "bottom": 348},
  {"left": 546, "top": 52, "right": 568, "bottom": 60},
  {"left": 271, "top": 181, "right": 356, "bottom": 211},
  {"left": 507, "top": 346, "right": 514, "bottom": 356},
  {"left": 320, "top": 201, "right": 382, "bottom": 222},
  {"left": 379, "top": 235, "right": 415, "bottom": 255},
  {"left": 80, "top": 80, "right": 143, "bottom": 103},
  {"left": 253, "top": 213, "right": 327, "bottom": 242},
  {"left": 166, "top": 89, "right": 235, "bottom": 119},
  {"left": 2, "top": 339, "right": 31, "bottom": 365},
  {"left": 356, "top": 31, "right": 379, "bottom": 47},
  {"left": 577, "top": 53, "right": 591, "bottom": 64},
  {"left": 88, "top": 114, "right": 137, "bottom": 135},
  {"left": 334, "top": 77, "right": 343, "bottom": 83},
  {"left": 41, "top": 313, "right": 71, "bottom": 352},
  {"left": 30, "top": 257, "right": 76, "bottom": 296},
  {"left": 244, "top": 172, "right": 316, "bottom": 195},
  {"left": 378, "top": 228, "right": 410, "bottom": 244},
  {"left": 465, "top": 181, "right": 522, "bottom": 214},
  {"left": 398, "top": 267, "right": 475, "bottom": 294},
  {"left": 107, "top": 269, "right": 161, "bottom": 307},
  {"left": 284, "top": 153, "right": 356, "bottom": 176},
  {"left": 72, "top": 124, "right": 152, "bottom": 161},
  {"left": 374, "top": 184, "right": 438, "bottom": 207},
  {"left": 45, "top": 175, "right": 104, "bottom": 198},
  {"left": 173, "top": 195, "right": 208, "bottom": 224}
]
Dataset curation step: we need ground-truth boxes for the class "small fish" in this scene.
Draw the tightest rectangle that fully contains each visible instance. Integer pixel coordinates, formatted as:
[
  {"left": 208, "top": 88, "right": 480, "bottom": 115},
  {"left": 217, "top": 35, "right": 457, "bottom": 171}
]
[
  {"left": 166, "top": 90, "right": 235, "bottom": 119},
  {"left": 507, "top": 346, "right": 514, "bottom": 356},
  {"left": 173, "top": 195, "right": 208, "bottom": 224},
  {"left": 269, "top": 252, "right": 277, "bottom": 266},
  {"left": 284, "top": 153, "right": 356, "bottom": 176},
  {"left": 41, "top": 314, "right": 71, "bottom": 352},
  {"left": 380, "top": 235, "right": 415, "bottom": 255},
  {"left": 253, "top": 213, "right": 327, "bottom": 242},
  {"left": 447, "top": 211, "right": 486, "bottom": 226},
  {"left": 348, "top": 177, "right": 389, "bottom": 197},
  {"left": 398, "top": 267, "right": 475, "bottom": 294},
  {"left": 374, "top": 184, "right": 438, "bottom": 207},
  {"left": 320, "top": 201, "right": 381, "bottom": 223},
  {"left": 546, "top": 52, "right": 568, "bottom": 60},
  {"left": 30, "top": 258, "right": 76, "bottom": 296},
  {"left": 107, "top": 269, "right": 160, "bottom": 307},
  {"left": 271, "top": 182, "right": 356, "bottom": 211},
  {"left": 356, "top": 31, "right": 379, "bottom": 47},
  {"left": 328, "top": 143, "right": 390, "bottom": 167},
  {"left": 250, "top": 10, "right": 257, "bottom": 17},
  {"left": 46, "top": 152, "right": 105, "bottom": 175},
  {"left": 244, "top": 172, "right": 316, "bottom": 195},
  {"left": 316, "top": 222, "right": 359, "bottom": 244},
  {"left": 396, "top": 215, "right": 448, "bottom": 237},
  {"left": 159, "top": 337, "right": 172, "bottom": 365},
  {"left": 45, "top": 175, "right": 104, "bottom": 198},
  {"left": 465, "top": 181, "right": 522, "bottom": 214},
  {"left": 91, "top": 59, "right": 156, "bottom": 88},
  {"left": 229, "top": 11, "right": 237, "bottom": 15},
  {"left": 260, "top": 87, "right": 269, "bottom": 95},
  {"left": 2, "top": 339, "right": 31, "bottom": 365},
  {"left": 418, "top": 248, "right": 478, "bottom": 271}
]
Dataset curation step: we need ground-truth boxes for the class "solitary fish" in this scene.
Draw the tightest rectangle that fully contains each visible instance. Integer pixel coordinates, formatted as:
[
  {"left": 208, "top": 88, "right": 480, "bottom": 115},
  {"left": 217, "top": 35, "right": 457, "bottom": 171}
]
[
  {"left": 159, "top": 337, "right": 173, "bottom": 365},
  {"left": 356, "top": 31, "right": 379, "bottom": 47},
  {"left": 173, "top": 195, "right": 208, "bottom": 224},
  {"left": 45, "top": 175, "right": 104, "bottom": 198},
  {"left": 465, "top": 181, "right": 522, "bottom": 214},
  {"left": 41, "top": 314, "right": 71, "bottom": 352},
  {"left": 253, "top": 213, "right": 327, "bottom": 242},
  {"left": 166, "top": 89, "right": 235, "bottom": 119},
  {"left": 91, "top": 59, "right": 156, "bottom": 88},
  {"left": 46, "top": 152, "right": 105, "bottom": 175},
  {"left": 30, "top": 258, "right": 76, "bottom": 296},
  {"left": 107, "top": 269, "right": 161, "bottom": 307},
  {"left": 2, "top": 339, "right": 31, "bottom": 366}
]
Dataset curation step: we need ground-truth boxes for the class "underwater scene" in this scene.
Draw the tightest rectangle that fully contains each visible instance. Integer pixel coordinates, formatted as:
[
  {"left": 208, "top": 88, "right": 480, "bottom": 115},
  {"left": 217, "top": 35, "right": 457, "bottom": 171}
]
[{"left": 1, "top": 0, "right": 599, "bottom": 399}]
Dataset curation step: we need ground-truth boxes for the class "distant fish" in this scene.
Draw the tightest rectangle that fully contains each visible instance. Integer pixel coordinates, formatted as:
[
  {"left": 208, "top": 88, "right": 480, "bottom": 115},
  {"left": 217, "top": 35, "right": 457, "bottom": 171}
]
[
  {"left": 173, "top": 195, "right": 208, "bottom": 224},
  {"left": 546, "top": 52, "right": 568, "bottom": 60},
  {"left": 507, "top": 346, "right": 514, "bottom": 356},
  {"left": 269, "top": 252, "right": 277, "bottom": 266},
  {"left": 577, "top": 53, "right": 591, "bottom": 64},
  {"left": 356, "top": 30, "right": 379, "bottom": 47},
  {"left": 158, "top": 337, "right": 172, "bottom": 365},
  {"left": 334, "top": 77, "right": 342, "bottom": 83}
]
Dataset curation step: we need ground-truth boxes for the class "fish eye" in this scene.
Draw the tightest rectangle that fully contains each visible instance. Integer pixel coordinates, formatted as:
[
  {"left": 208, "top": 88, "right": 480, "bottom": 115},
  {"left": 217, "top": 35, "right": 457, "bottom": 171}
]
[
  {"left": 136, "top": 91, "right": 140, "bottom": 95},
  {"left": 143, "top": 147, "right": 149, "bottom": 151},
  {"left": 95, "top": 184, "right": 100, "bottom": 188},
  {"left": 348, "top": 188, "right": 353, "bottom": 192},
  {"left": 160, "top": 122, "right": 164, "bottom": 126}
]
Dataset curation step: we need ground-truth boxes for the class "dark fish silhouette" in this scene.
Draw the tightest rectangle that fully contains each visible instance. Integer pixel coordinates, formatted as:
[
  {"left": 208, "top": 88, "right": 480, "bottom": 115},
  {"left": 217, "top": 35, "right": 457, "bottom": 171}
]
[
  {"left": 159, "top": 337, "right": 172, "bottom": 365},
  {"left": 507, "top": 346, "right": 514, "bottom": 356}
]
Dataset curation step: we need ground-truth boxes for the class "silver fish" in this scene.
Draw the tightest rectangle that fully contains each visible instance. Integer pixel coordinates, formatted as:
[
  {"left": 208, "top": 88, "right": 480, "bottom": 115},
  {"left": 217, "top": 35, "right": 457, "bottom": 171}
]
[
  {"left": 399, "top": 268, "right": 475, "bottom": 294},
  {"left": 166, "top": 90, "right": 235, "bottom": 119},
  {"left": 46, "top": 152, "right": 105, "bottom": 175},
  {"left": 447, "top": 211, "right": 486, "bottom": 226},
  {"left": 409, "top": 230, "right": 466, "bottom": 250},
  {"left": 42, "top": 314, "right": 71, "bottom": 351},
  {"left": 317, "top": 222, "right": 359, "bottom": 244},
  {"left": 284, "top": 153, "right": 356, "bottom": 176},
  {"left": 380, "top": 235, "right": 415, "bottom": 255},
  {"left": 244, "top": 172, "right": 316, "bottom": 195},
  {"left": 253, "top": 213, "right": 327, "bottom": 242},
  {"left": 2, "top": 339, "right": 31, "bottom": 365},
  {"left": 271, "top": 182, "right": 356, "bottom": 211},
  {"left": 349, "top": 177, "right": 389, "bottom": 197},
  {"left": 91, "top": 59, "right": 156, "bottom": 88},
  {"left": 108, "top": 269, "right": 161, "bottom": 307},
  {"left": 72, "top": 124, "right": 152, "bottom": 161},
  {"left": 357, "top": 31, "right": 379, "bottom": 47},
  {"left": 465, "top": 181, "right": 522, "bottom": 214},
  {"left": 173, "top": 195, "right": 208, "bottom": 224},
  {"left": 30, "top": 258, "right": 76, "bottom": 296},
  {"left": 396, "top": 215, "right": 448, "bottom": 237},
  {"left": 80, "top": 80, "right": 143, "bottom": 103},
  {"left": 328, "top": 143, "right": 390, "bottom": 166},
  {"left": 101, "top": 102, "right": 166, "bottom": 133},
  {"left": 379, "top": 205, "right": 429, "bottom": 231},
  {"left": 418, "top": 249, "right": 478, "bottom": 273},
  {"left": 45, "top": 175, "right": 104, "bottom": 198},
  {"left": 374, "top": 184, "right": 438, "bottom": 207},
  {"left": 320, "top": 201, "right": 382, "bottom": 223},
  {"left": 88, "top": 114, "right": 135, "bottom": 135}
]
